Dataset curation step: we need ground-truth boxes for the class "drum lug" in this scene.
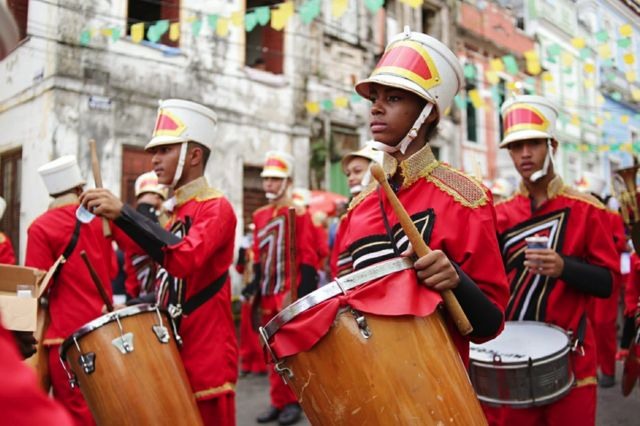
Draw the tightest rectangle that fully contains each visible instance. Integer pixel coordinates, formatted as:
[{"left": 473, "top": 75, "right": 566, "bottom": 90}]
[
  {"left": 112, "top": 333, "right": 135, "bottom": 354},
  {"left": 153, "top": 325, "right": 170, "bottom": 344},
  {"left": 258, "top": 326, "right": 294, "bottom": 380},
  {"left": 59, "top": 357, "right": 79, "bottom": 387},
  {"left": 78, "top": 352, "right": 96, "bottom": 374},
  {"left": 352, "top": 309, "right": 372, "bottom": 339}
]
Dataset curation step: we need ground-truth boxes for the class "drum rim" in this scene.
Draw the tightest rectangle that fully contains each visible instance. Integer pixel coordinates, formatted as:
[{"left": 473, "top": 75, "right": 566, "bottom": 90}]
[
  {"left": 470, "top": 321, "right": 570, "bottom": 365},
  {"left": 262, "top": 257, "right": 414, "bottom": 341},
  {"left": 59, "top": 303, "right": 165, "bottom": 360},
  {"left": 476, "top": 372, "right": 575, "bottom": 407}
]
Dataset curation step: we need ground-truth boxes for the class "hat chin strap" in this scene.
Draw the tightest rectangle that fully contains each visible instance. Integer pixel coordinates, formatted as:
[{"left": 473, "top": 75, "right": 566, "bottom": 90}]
[
  {"left": 265, "top": 179, "right": 289, "bottom": 201},
  {"left": 170, "top": 142, "right": 189, "bottom": 188},
  {"left": 369, "top": 103, "right": 434, "bottom": 155},
  {"left": 530, "top": 138, "right": 554, "bottom": 183}
]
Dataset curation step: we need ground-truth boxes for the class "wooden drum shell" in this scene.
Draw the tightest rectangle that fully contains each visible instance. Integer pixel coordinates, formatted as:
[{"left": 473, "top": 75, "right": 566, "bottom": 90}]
[{"left": 61, "top": 306, "right": 202, "bottom": 426}]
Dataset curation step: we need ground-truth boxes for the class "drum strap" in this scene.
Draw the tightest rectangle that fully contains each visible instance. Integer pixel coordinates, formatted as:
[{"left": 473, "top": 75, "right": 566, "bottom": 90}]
[
  {"left": 571, "top": 313, "right": 587, "bottom": 355},
  {"left": 53, "top": 219, "right": 82, "bottom": 280},
  {"left": 178, "top": 271, "right": 229, "bottom": 319},
  {"left": 377, "top": 187, "right": 401, "bottom": 257}
]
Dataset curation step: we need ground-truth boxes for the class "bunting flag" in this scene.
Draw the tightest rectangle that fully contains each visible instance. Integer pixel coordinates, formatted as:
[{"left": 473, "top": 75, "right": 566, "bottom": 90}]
[
  {"left": 131, "top": 22, "right": 144, "bottom": 43},
  {"left": 169, "top": 22, "right": 180, "bottom": 41},
  {"left": 332, "top": 0, "right": 349, "bottom": 18},
  {"left": 524, "top": 50, "right": 541, "bottom": 75}
]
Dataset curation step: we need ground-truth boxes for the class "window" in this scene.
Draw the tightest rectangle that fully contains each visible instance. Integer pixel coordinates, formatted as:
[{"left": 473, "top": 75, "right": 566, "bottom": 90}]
[
  {"left": 127, "top": 0, "right": 180, "bottom": 47},
  {"left": 0, "top": 148, "right": 21, "bottom": 257},
  {"left": 246, "top": 1, "right": 284, "bottom": 74},
  {"left": 465, "top": 67, "right": 478, "bottom": 143},
  {"left": 7, "top": 0, "right": 28, "bottom": 40},
  {"left": 121, "top": 145, "right": 154, "bottom": 207},
  {"left": 497, "top": 79, "right": 506, "bottom": 142},
  {"left": 422, "top": 7, "right": 440, "bottom": 39}
]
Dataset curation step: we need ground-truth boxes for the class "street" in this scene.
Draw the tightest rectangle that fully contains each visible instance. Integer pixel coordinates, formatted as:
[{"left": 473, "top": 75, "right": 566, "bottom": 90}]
[{"left": 235, "top": 360, "right": 638, "bottom": 426}]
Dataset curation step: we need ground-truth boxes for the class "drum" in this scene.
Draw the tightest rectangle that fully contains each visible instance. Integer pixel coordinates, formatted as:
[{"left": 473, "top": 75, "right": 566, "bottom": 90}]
[
  {"left": 469, "top": 321, "right": 574, "bottom": 407},
  {"left": 60, "top": 304, "right": 203, "bottom": 426},
  {"left": 261, "top": 257, "right": 487, "bottom": 425}
]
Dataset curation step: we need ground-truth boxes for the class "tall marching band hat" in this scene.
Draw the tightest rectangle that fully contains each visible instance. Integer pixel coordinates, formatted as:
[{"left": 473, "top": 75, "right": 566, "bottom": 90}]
[
  {"left": 135, "top": 171, "right": 169, "bottom": 200},
  {"left": 500, "top": 95, "right": 559, "bottom": 148},
  {"left": 0, "top": 196, "right": 6, "bottom": 220},
  {"left": 341, "top": 145, "right": 383, "bottom": 172},
  {"left": 0, "top": 1, "right": 19, "bottom": 61},
  {"left": 145, "top": 99, "right": 218, "bottom": 151},
  {"left": 37, "top": 155, "right": 86, "bottom": 196},
  {"left": 292, "top": 187, "right": 311, "bottom": 207},
  {"left": 355, "top": 27, "right": 464, "bottom": 117},
  {"left": 576, "top": 171, "right": 606, "bottom": 196},
  {"left": 260, "top": 151, "right": 294, "bottom": 179}
]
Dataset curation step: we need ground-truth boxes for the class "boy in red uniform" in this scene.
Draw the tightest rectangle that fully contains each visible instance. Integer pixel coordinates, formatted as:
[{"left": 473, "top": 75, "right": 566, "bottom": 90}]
[
  {"left": 246, "top": 151, "right": 317, "bottom": 425},
  {"left": 81, "top": 99, "right": 238, "bottom": 425},
  {"left": 577, "top": 172, "right": 628, "bottom": 387},
  {"left": 490, "top": 95, "right": 619, "bottom": 425},
  {"left": 0, "top": 196, "right": 16, "bottom": 264},
  {"left": 26, "top": 155, "right": 117, "bottom": 425},
  {"left": 335, "top": 27, "right": 509, "bottom": 366}
]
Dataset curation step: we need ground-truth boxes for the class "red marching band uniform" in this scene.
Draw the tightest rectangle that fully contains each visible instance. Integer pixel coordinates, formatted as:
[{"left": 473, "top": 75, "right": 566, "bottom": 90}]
[
  {"left": 0, "top": 196, "right": 16, "bottom": 264},
  {"left": 489, "top": 96, "right": 619, "bottom": 425},
  {"left": 251, "top": 152, "right": 317, "bottom": 413},
  {"left": 26, "top": 156, "right": 117, "bottom": 425}
]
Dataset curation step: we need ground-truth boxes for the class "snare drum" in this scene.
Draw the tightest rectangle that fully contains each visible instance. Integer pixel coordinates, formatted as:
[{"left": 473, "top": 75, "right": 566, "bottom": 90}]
[
  {"left": 60, "top": 304, "right": 203, "bottom": 426},
  {"left": 469, "top": 321, "right": 574, "bottom": 407},
  {"left": 261, "top": 257, "right": 487, "bottom": 425}
]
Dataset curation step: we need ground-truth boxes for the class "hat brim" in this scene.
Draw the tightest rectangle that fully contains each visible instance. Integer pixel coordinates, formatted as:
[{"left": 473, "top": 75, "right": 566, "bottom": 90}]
[
  {"left": 355, "top": 75, "right": 435, "bottom": 108},
  {"left": 260, "top": 171, "right": 289, "bottom": 179},
  {"left": 145, "top": 136, "right": 189, "bottom": 150},
  {"left": 499, "top": 130, "right": 553, "bottom": 148}
]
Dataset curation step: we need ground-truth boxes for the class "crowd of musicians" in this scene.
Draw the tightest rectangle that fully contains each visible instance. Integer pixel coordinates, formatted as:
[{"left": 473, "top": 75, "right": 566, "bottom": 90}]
[{"left": 1, "top": 9, "right": 639, "bottom": 426}]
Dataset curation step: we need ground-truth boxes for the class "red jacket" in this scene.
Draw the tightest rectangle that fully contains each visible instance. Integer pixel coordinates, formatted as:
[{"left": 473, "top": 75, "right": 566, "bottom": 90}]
[
  {"left": 0, "top": 232, "right": 16, "bottom": 264},
  {"left": 25, "top": 194, "right": 116, "bottom": 344},
  {"left": 157, "top": 177, "right": 238, "bottom": 400},
  {"left": 495, "top": 176, "right": 619, "bottom": 380},
  {"left": 335, "top": 145, "right": 509, "bottom": 365}
]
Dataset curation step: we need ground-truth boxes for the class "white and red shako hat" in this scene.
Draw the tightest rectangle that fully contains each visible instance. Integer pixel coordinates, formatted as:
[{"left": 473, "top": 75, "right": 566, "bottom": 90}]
[
  {"left": 261, "top": 151, "right": 294, "bottom": 179},
  {"left": 500, "top": 95, "right": 559, "bottom": 148},
  {"left": 37, "top": 155, "right": 86, "bottom": 196},
  {"left": 292, "top": 187, "right": 311, "bottom": 207},
  {"left": 341, "top": 145, "right": 383, "bottom": 172},
  {"left": 576, "top": 172, "right": 606, "bottom": 196},
  {"left": 135, "top": 171, "right": 168, "bottom": 199},
  {"left": 146, "top": 99, "right": 217, "bottom": 151}
]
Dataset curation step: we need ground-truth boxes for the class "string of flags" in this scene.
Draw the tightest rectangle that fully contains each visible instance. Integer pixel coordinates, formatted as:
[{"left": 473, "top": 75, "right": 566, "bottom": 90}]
[{"left": 305, "top": 93, "right": 363, "bottom": 114}]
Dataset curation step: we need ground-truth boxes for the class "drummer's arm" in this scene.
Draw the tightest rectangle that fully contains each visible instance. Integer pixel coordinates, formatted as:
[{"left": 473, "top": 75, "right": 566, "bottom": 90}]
[
  {"left": 559, "top": 257, "right": 612, "bottom": 298},
  {"left": 114, "top": 204, "right": 180, "bottom": 263},
  {"left": 451, "top": 264, "right": 504, "bottom": 339}
]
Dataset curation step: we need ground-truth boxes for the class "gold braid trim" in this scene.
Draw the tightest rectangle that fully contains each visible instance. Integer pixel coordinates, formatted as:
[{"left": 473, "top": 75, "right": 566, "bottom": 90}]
[
  {"left": 193, "top": 382, "right": 236, "bottom": 400},
  {"left": 560, "top": 186, "right": 606, "bottom": 210},
  {"left": 426, "top": 164, "right": 489, "bottom": 209},
  {"left": 347, "top": 181, "right": 377, "bottom": 212},
  {"left": 574, "top": 376, "right": 597, "bottom": 388}
]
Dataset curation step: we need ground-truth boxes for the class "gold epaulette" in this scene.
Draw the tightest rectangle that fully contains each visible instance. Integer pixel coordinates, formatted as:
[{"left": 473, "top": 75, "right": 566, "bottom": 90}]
[
  {"left": 426, "top": 163, "right": 489, "bottom": 209},
  {"left": 347, "top": 181, "right": 377, "bottom": 211},
  {"left": 561, "top": 186, "right": 606, "bottom": 210},
  {"left": 195, "top": 187, "right": 223, "bottom": 202}
]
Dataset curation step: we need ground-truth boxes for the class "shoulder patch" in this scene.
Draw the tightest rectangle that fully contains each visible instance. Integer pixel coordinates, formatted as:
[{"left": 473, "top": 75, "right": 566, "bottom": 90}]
[
  {"left": 561, "top": 187, "right": 605, "bottom": 210},
  {"left": 195, "top": 187, "right": 223, "bottom": 202},
  {"left": 426, "top": 164, "right": 488, "bottom": 208}
]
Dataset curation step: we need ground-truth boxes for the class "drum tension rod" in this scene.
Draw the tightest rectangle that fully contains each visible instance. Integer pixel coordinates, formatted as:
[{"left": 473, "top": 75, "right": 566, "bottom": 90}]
[
  {"left": 152, "top": 306, "right": 170, "bottom": 344},
  {"left": 73, "top": 336, "right": 96, "bottom": 374},
  {"left": 258, "top": 327, "right": 294, "bottom": 380},
  {"left": 351, "top": 309, "right": 372, "bottom": 339}
]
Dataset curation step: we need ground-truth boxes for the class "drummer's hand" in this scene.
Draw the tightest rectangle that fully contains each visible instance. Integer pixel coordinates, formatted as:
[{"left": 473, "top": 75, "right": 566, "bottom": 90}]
[
  {"left": 403, "top": 246, "right": 460, "bottom": 292},
  {"left": 524, "top": 248, "right": 564, "bottom": 277},
  {"left": 79, "top": 188, "right": 124, "bottom": 220}
]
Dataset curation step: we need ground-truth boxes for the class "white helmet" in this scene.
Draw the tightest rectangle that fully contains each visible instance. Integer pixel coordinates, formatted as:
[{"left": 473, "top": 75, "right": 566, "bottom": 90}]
[
  {"left": 260, "top": 151, "right": 294, "bottom": 179},
  {"left": 576, "top": 172, "right": 606, "bottom": 197},
  {"left": 490, "top": 178, "right": 515, "bottom": 199},
  {"left": 355, "top": 27, "right": 463, "bottom": 154},
  {"left": 135, "top": 171, "right": 169, "bottom": 200},
  {"left": 292, "top": 187, "right": 311, "bottom": 207},
  {"left": 37, "top": 155, "right": 86, "bottom": 196},
  {"left": 341, "top": 145, "right": 382, "bottom": 172},
  {"left": 500, "top": 95, "right": 559, "bottom": 148}
]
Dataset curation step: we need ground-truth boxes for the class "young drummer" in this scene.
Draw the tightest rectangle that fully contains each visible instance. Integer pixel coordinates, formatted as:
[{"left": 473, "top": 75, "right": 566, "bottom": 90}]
[
  {"left": 336, "top": 27, "right": 509, "bottom": 361},
  {"left": 490, "top": 95, "right": 619, "bottom": 425},
  {"left": 81, "top": 99, "right": 238, "bottom": 425}
]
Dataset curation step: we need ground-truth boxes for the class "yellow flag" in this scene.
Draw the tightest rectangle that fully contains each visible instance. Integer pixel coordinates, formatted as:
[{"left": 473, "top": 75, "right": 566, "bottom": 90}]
[
  {"left": 622, "top": 143, "right": 633, "bottom": 153},
  {"left": 598, "top": 44, "right": 612, "bottom": 59},
  {"left": 271, "top": 2, "right": 293, "bottom": 31},
  {"left": 524, "top": 50, "right": 541, "bottom": 75},
  {"left": 570, "top": 38, "right": 585, "bottom": 49},
  {"left": 332, "top": 0, "right": 348, "bottom": 18},
  {"left": 626, "top": 71, "right": 637, "bottom": 82},
  {"left": 468, "top": 89, "right": 485, "bottom": 108},
  {"left": 334, "top": 96, "right": 349, "bottom": 108},
  {"left": 305, "top": 102, "right": 320, "bottom": 114},
  {"left": 597, "top": 95, "right": 605, "bottom": 106},
  {"left": 561, "top": 52, "right": 574, "bottom": 67},
  {"left": 131, "top": 22, "right": 145, "bottom": 43},
  {"left": 632, "top": 89, "right": 640, "bottom": 102},
  {"left": 217, "top": 18, "right": 229, "bottom": 37},
  {"left": 621, "top": 115, "right": 630, "bottom": 124},
  {"left": 506, "top": 81, "right": 518, "bottom": 91},
  {"left": 100, "top": 28, "right": 113, "bottom": 37},
  {"left": 620, "top": 23, "right": 633, "bottom": 37},
  {"left": 624, "top": 53, "right": 635, "bottom": 65},
  {"left": 231, "top": 11, "right": 244, "bottom": 27},
  {"left": 400, "top": 0, "right": 424, "bottom": 7},
  {"left": 485, "top": 70, "right": 499, "bottom": 85},
  {"left": 490, "top": 58, "right": 504, "bottom": 73},
  {"left": 595, "top": 116, "right": 604, "bottom": 127},
  {"left": 583, "top": 63, "right": 595, "bottom": 74},
  {"left": 542, "top": 71, "right": 554, "bottom": 82},
  {"left": 169, "top": 22, "right": 180, "bottom": 41},
  {"left": 280, "top": 1, "right": 294, "bottom": 19},
  {"left": 584, "top": 79, "right": 594, "bottom": 89}
]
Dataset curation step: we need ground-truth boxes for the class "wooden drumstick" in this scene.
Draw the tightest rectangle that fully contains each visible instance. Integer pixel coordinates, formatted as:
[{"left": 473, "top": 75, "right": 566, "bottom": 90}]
[
  {"left": 370, "top": 164, "right": 473, "bottom": 336},
  {"left": 80, "top": 250, "right": 114, "bottom": 312},
  {"left": 89, "top": 139, "right": 112, "bottom": 237},
  {"left": 288, "top": 207, "right": 298, "bottom": 304}
]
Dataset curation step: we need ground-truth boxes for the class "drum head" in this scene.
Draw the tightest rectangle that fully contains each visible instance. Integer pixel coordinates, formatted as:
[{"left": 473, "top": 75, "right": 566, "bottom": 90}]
[{"left": 470, "top": 321, "right": 569, "bottom": 364}]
